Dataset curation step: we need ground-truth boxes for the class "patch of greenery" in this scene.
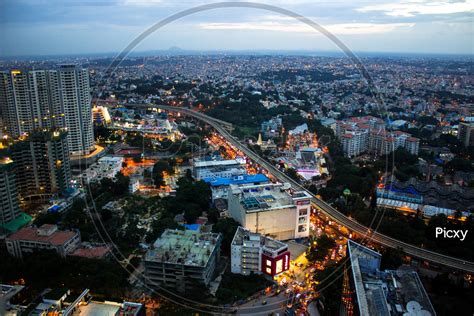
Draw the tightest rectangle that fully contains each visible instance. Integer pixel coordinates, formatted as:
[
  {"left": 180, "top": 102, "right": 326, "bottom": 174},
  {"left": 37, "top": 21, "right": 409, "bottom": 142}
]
[
  {"left": 212, "top": 218, "right": 240, "bottom": 256},
  {"left": 0, "top": 250, "right": 128, "bottom": 297},
  {"left": 306, "top": 234, "right": 336, "bottom": 263},
  {"left": 216, "top": 272, "right": 273, "bottom": 304}
]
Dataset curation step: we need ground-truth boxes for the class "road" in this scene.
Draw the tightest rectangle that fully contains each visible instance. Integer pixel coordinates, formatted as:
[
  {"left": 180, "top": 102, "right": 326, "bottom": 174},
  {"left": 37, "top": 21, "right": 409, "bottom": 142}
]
[
  {"left": 236, "top": 291, "right": 286, "bottom": 315},
  {"left": 144, "top": 104, "right": 474, "bottom": 274}
]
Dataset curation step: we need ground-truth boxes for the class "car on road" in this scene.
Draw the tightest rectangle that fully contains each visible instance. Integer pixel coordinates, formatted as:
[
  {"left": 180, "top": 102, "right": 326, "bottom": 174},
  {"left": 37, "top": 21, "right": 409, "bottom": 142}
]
[{"left": 271, "top": 289, "right": 281, "bottom": 297}]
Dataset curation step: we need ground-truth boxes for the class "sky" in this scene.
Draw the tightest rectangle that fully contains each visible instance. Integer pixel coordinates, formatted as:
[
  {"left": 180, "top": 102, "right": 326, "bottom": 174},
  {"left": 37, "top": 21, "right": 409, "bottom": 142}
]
[{"left": 0, "top": 0, "right": 473, "bottom": 57}]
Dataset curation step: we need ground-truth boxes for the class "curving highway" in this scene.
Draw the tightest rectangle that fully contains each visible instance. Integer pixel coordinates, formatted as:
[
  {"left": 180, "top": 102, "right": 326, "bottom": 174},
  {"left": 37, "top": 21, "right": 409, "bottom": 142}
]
[{"left": 138, "top": 104, "right": 474, "bottom": 274}]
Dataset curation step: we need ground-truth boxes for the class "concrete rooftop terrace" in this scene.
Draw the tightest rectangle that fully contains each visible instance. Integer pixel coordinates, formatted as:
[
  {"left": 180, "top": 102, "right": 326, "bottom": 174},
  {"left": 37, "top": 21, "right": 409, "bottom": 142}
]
[
  {"left": 347, "top": 240, "right": 435, "bottom": 316},
  {"left": 193, "top": 158, "right": 245, "bottom": 168},
  {"left": 232, "top": 226, "right": 287, "bottom": 252},
  {"left": 7, "top": 224, "right": 77, "bottom": 245},
  {"left": 145, "top": 229, "right": 221, "bottom": 267},
  {"left": 230, "top": 183, "right": 305, "bottom": 213}
]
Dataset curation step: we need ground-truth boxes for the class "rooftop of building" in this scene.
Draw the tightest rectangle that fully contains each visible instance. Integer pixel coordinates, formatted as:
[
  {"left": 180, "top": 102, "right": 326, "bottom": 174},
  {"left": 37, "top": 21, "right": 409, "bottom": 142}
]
[
  {"left": 461, "top": 116, "right": 474, "bottom": 123},
  {"left": 193, "top": 158, "right": 246, "bottom": 168},
  {"left": 203, "top": 173, "right": 269, "bottom": 187},
  {"left": 348, "top": 115, "right": 384, "bottom": 123},
  {"left": 2, "top": 285, "right": 141, "bottom": 316},
  {"left": 70, "top": 144, "right": 105, "bottom": 161},
  {"left": 0, "top": 212, "right": 32, "bottom": 233},
  {"left": 144, "top": 229, "right": 221, "bottom": 267},
  {"left": 384, "top": 177, "right": 474, "bottom": 210},
  {"left": 43, "top": 288, "right": 69, "bottom": 301},
  {"left": 229, "top": 183, "right": 310, "bottom": 213},
  {"left": 0, "top": 284, "right": 24, "bottom": 300},
  {"left": 78, "top": 302, "right": 121, "bottom": 316},
  {"left": 321, "top": 118, "right": 337, "bottom": 125},
  {"left": 390, "top": 119, "right": 407, "bottom": 126},
  {"left": 7, "top": 224, "right": 78, "bottom": 245},
  {"left": 98, "top": 156, "right": 124, "bottom": 163},
  {"left": 232, "top": 226, "right": 288, "bottom": 252},
  {"left": 78, "top": 301, "right": 143, "bottom": 316},
  {"left": 289, "top": 123, "right": 308, "bottom": 135},
  {"left": 69, "top": 245, "right": 111, "bottom": 259},
  {"left": 347, "top": 240, "right": 435, "bottom": 316}
]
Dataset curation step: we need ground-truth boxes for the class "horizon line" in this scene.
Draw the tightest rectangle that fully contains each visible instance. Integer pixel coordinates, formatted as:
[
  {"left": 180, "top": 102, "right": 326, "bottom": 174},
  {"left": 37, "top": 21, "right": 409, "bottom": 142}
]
[{"left": 1, "top": 48, "right": 473, "bottom": 60}]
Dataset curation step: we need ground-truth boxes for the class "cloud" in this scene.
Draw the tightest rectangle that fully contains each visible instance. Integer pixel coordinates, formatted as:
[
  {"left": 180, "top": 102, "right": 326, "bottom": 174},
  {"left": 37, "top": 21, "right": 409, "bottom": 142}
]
[
  {"left": 357, "top": 0, "right": 474, "bottom": 17},
  {"left": 121, "top": 0, "right": 162, "bottom": 6},
  {"left": 0, "top": 0, "right": 471, "bottom": 55},
  {"left": 198, "top": 21, "right": 415, "bottom": 35}
]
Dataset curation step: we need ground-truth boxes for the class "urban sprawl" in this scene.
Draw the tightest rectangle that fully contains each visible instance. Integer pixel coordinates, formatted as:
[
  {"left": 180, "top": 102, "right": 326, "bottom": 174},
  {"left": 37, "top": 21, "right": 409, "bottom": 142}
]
[{"left": 0, "top": 54, "right": 473, "bottom": 315}]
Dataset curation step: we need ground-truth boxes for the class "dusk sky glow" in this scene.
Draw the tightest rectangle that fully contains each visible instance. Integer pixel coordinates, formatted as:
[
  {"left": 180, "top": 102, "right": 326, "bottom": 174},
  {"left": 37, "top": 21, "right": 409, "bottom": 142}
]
[{"left": 0, "top": 0, "right": 473, "bottom": 56}]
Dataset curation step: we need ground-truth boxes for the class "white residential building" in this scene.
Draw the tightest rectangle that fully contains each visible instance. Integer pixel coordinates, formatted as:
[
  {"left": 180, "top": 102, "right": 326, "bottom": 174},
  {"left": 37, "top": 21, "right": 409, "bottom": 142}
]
[
  {"left": 458, "top": 116, "right": 474, "bottom": 147},
  {"left": 231, "top": 226, "right": 290, "bottom": 277},
  {"left": 58, "top": 64, "right": 94, "bottom": 156},
  {"left": 228, "top": 183, "right": 312, "bottom": 240},
  {"left": 81, "top": 156, "right": 123, "bottom": 184},
  {"left": 336, "top": 116, "right": 419, "bottom": 157},
  {"left": 0, "top": 65, "right": 94, "bottom": 156},
  {"left": 6, "top": 224, "right": 81, "bottom": 258},
  {"left": 0, "top": 157, "right": 21, "bottom": 226},
  {"left": 341, "top": 130, "right": 368, "bottom": 158},
  {"left": 192, "top": 158, "right": 246, "bottom": 180}
]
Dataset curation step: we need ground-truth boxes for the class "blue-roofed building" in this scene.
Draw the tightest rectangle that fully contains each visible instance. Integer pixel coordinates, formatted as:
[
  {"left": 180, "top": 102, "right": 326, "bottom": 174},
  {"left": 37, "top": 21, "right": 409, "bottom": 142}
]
[
  {"left": 48, "top": 205, "right": 62, "bottom": 213},
  {"left": 376, "top": 188, "right": 423, "bottom": 204},
  {"left": 184, "top": 224, "right": 202, "bottom": 231},
  {"left": 203, "top": 174, "right": 269, "bottom": 200}
]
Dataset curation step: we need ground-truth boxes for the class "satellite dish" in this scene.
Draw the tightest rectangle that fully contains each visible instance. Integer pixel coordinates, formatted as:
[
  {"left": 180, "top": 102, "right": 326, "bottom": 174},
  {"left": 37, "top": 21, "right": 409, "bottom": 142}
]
[{"left": 403, "top": 301, "right": 431, "bottom": 316}]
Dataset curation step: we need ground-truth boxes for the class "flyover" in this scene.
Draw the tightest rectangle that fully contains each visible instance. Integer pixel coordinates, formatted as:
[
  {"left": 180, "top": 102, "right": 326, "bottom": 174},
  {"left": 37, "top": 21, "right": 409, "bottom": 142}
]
[{"left": 133, "top": 103, "right": 474, "bottom": 273}]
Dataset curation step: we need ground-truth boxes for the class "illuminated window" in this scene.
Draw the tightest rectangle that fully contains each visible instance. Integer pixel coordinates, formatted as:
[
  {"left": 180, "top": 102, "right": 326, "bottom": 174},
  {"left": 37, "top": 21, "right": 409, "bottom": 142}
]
[
  {"left": 276, "top": 259, "right": 283, "bottom": 274},
  {"left": 266, "top": 259, "right": 271, "bottom": 267},
  {"left": 266, "top": 267, "right": 272, "bottom": 274}
]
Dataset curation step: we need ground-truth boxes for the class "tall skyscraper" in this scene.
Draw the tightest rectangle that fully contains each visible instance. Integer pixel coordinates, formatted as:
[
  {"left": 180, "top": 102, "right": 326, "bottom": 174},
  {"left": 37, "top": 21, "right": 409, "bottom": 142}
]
[
  {"left": 0, "top": 65, "right": 94, "bottom": 156},
  {"left": 57, "top": 64, "right": 94, "bottom": 156},
  {"left": 10, "top": 129, "right": 72, "bottom": 199},
  {"left": 458, "top": 117, "right": 474, "bottom": 147},
  {"left": 0, "top": 70, "right": 29, "bottom": 138},
  {"left": 0, "top": 157, "right": 21, "bottom": 225}
]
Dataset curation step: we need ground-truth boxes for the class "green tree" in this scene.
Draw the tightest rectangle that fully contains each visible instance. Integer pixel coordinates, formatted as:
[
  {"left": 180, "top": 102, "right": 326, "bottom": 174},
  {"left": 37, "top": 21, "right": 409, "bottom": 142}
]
[
  {"left": 100, "top": 172, "right": 130, "bottom": 196},
  {"left": 285, "top": 167, "right": 301, "bottom": 182},
  {"left": 380, "top": 248, "right": 404, "bottom": 270},
  {"left": 306, "top": 234, "right": 336, "bottom": 263},
  {"left": 153, "top": 160, "right": 175, "bottom": 176},
  {"left": 216, "top": 272, "right": 273, "bottom": 304},
  {"left": 146, "top": 216, "right": 182, "bottom": 243},
  {"left": 153, "top": 172, "right": 165, "bottom": 188},
  {"left": 175, "top": 178, "right": 211, "bottom": 212},
  {"left": 212, "top": 218, "right": 240, "bottom": 255},
  {"left": 312, "top": 262, "right": 343, "bottom": 314}
]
